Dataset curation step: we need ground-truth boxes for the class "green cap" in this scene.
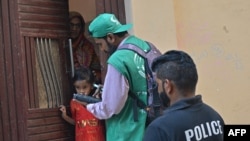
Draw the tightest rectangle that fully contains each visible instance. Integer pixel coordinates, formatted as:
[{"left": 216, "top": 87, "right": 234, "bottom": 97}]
[{"left": 89, "top": 13, "right": 132, "bottom": 38}]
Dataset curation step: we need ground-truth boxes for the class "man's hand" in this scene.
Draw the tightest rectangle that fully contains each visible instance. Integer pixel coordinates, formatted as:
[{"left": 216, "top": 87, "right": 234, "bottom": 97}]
[{"left": 93, "top": 84, "right": 103, "bottom": 98}]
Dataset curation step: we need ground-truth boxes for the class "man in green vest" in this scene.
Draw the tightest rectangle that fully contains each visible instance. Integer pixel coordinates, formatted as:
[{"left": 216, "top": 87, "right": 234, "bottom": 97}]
[{"left": 85, "top": 13, "right": 159, "bottom": 141}]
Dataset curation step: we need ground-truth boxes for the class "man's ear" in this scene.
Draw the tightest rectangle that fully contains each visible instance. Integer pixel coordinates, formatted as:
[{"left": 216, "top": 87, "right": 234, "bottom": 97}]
[
  {"left": 106, "top": 33, "right": 115, "bottom": 43},
  {"left": 165, "top": 79, "right": 173, "bottom": 95}
]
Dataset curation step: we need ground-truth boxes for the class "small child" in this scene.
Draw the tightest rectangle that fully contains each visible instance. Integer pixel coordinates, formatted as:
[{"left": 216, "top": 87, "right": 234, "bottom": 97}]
[{"left": 59, "top": 67, "right": 105, "bottom": 141}]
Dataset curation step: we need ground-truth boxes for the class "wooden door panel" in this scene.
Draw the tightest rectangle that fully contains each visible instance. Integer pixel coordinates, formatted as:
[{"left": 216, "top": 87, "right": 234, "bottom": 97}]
[
  {"left": 23, "top": 36, "right": 68, "bottom": 109},
  {"left": 22, "top": 29, "right": 74, "bottom": 141},
  {"left": 18, "top": 0, "right": 74, "bottom": 140},
  {"left": 18, "top": 0, "right": 69, "bottom": 37},
  {"left": 27, "top": 108, "right": 74, "bottom": 141}
]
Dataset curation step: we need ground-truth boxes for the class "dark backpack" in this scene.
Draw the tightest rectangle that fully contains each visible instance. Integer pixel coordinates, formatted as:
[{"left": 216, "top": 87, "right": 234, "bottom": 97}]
[{"left": 119, "top": 41, "right": 165, "bottom": 126}]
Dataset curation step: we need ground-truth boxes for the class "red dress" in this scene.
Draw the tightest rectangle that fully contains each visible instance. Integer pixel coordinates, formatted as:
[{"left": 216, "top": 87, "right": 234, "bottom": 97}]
[{"left": 70, "top": 100, "right": 105, "bottom": 141}]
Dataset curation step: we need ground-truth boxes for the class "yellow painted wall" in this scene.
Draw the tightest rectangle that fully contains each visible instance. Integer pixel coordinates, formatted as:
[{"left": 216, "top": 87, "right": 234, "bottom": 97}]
[
  {"left": 128, "top": 0, "right": 177, "bottom": 52},
  {"left": 131, "top": 0, "right": 250, "bottom": 124},
  {"left": 173, "top": 0, "right": 250, "bottom": 124}
]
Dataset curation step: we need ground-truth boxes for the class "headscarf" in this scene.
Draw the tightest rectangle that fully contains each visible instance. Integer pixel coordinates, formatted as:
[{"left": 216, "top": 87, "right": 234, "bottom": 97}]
[{"left": 69, "top": 11, "right": 86, "bottom": 33}]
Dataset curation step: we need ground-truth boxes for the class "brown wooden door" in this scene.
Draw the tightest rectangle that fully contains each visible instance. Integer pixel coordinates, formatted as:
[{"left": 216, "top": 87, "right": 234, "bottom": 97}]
[
  {"left": 0, "top": 0, "right": 126, "bottom": 141},
  {"left": 18, "top": 0, "right": 74, "bottom": 140}
]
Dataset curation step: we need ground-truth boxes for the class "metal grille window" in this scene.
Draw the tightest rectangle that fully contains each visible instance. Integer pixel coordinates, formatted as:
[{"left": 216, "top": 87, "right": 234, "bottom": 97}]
[{"left": 34, "top": 37, "right": 63, "bottom": 108}]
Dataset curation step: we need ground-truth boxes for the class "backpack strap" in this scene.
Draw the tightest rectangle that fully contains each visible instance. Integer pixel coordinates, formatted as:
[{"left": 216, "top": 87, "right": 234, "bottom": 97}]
[
  {"left": 118, "top": 41, "right": 161, "bottom": 122},
  {"left": 128, "top": 91, "right": 147, "bottom": 122}
]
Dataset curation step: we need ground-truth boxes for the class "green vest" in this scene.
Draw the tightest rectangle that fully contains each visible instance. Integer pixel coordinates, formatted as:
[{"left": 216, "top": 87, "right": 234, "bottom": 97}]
[{"left": 106, "top": 36, "right": 150, "bottom": 141}]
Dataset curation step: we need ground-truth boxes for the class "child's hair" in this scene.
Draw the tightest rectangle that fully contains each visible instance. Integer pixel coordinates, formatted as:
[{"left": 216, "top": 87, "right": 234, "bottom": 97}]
[{"left": 72, "top": 67, "right": 95, "bottom": 85}]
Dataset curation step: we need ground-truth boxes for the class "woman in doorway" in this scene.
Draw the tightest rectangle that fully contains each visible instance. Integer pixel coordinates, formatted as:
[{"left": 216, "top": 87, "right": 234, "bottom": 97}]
[{"left": 69, "top": 11, "right": 101, "bottom": 84}]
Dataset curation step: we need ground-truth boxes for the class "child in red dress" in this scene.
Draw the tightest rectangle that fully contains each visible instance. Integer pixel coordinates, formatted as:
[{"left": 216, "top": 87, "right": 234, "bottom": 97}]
[{"left": 59, "top": 67, "right": 105, "bottom": 141}]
